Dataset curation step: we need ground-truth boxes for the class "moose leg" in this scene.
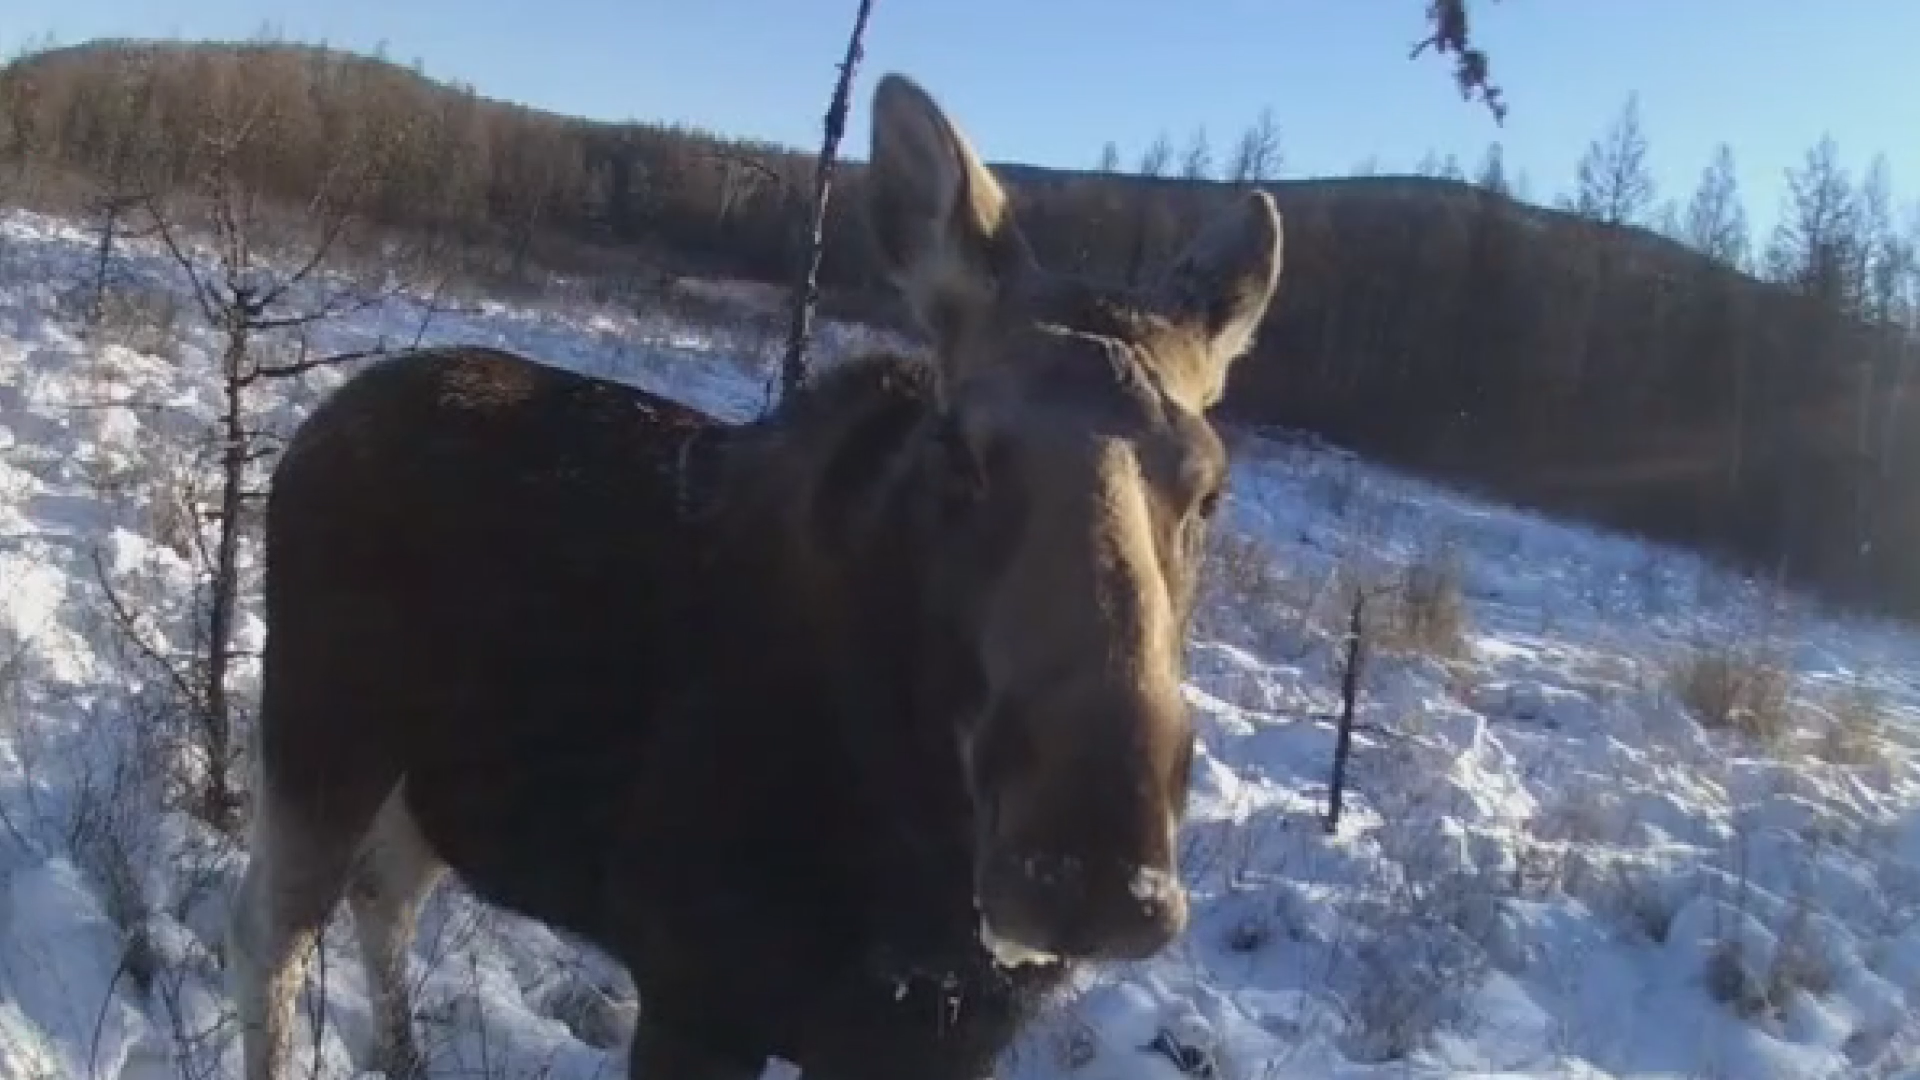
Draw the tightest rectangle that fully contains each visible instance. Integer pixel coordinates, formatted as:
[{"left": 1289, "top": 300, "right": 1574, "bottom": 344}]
[
  {"left": 346, "top": 783, "right": 447, "bottom": 1080},
  {"left": 228, "top": 789, "right": 370, "bottom": 1080}
]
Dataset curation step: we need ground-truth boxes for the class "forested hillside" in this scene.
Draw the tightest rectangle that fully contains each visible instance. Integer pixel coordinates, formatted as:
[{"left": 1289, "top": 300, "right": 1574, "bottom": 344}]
[{"left": 3, "top": 38, "right": 1916, "bottom": 615}]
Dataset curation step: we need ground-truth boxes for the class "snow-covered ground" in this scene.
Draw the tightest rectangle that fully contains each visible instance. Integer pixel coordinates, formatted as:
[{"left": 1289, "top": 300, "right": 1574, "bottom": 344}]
[{"left": 2, "top": 204, "right": 1919, "bottom": 1080}]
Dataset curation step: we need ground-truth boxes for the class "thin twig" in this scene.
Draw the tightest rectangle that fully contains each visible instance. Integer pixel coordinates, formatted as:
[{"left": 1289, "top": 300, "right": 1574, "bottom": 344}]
[
  {"left": 706, "top": 150, "right": 792, "bottom": 194},
  {"left": 88, "top": 547, "right": 202, "bottom": 716},
  {"left": 241, "top": 345, "right": 387, "bottom": 387},
  {"left": 409, "top": 274, "right": 454, "bottom": 350},
  {"left": 142, "top": 197, "right": 221, "bottom": 327},
  {"left": 776, "top": 0, "right": 877, "bottom": 401},
  {"left": 87, "top": 949, "right": 136, "bottom": 1080}
]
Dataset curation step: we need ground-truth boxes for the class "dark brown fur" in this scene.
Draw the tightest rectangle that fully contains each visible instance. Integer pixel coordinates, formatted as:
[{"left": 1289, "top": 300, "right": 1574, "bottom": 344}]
[
  {"left": 229, "top": 73, "right": 1285, "bottom": 1080},
  {"left": 258, "top": 347, "right": 1063, "bottom": 1076}
]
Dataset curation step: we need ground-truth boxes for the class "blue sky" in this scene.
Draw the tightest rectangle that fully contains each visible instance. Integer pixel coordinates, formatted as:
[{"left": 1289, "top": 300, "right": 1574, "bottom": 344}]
[{"left": 6, "top": 0, "right": 1914, "bottom": 241}]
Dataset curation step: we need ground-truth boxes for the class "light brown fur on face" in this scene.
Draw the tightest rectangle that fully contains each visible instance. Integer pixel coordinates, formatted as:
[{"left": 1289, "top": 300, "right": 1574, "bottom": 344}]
[{"left": 866, "top": 73, "right": 1285, "bottom": 960}]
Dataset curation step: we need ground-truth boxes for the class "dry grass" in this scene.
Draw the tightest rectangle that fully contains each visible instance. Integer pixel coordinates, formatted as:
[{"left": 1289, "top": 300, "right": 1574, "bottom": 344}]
[
  {"left": 1706, "top": 905, "right": 1838, "bottom": 1022},
  {"left": 87, "top": 281, "right": 190, "bottom": 362},
  {"left": 1336, "top": 869, "right": 1498, "bottom": 1063},
  {"left": 66, "top": 741, "right": 162, "bottom": 991},
  {"left": 136, "top": 442, "right": 212, "bottom": 564},
  {"left": 1671, "top": 646, "right": 1795, "bottom": 749},
  {"left": 1377, "top": 543, "right": 1471, "bottom": 660},
  {"left": 1198, "top": 528, "right": 1301, "bottom": 627},
  {"left": 1811, "top": 680, "right": 1891, "bottom": 767}
]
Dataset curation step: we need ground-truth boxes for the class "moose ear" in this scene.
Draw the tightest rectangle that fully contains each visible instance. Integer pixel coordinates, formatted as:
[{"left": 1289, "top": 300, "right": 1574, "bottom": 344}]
[
  {"left": 866, "top": 73, "right": 1036, "bottom": 374},
  {"left": 1155, "top": 190, "right": 1284, "bottom": 410}
]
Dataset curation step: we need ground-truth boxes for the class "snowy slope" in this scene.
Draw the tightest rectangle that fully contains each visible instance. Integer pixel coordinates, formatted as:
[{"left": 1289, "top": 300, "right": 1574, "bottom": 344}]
[{"left": 2, "top": 205, "right": 1919, "bottom": 1080}]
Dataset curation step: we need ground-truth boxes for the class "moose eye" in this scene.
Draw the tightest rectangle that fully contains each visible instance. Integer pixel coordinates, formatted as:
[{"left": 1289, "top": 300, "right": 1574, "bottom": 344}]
[{"left": 1196, "top": 488, "right": 1223, "bottom": 521}]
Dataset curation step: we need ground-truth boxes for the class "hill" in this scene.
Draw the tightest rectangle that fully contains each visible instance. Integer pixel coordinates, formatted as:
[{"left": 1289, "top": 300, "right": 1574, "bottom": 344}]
[
  {"left": 0, "top": 203, "right": 1917, "bottom": 1078},
  {"left": 2, "top": 39, "right": 1916, "bottom": 617}
]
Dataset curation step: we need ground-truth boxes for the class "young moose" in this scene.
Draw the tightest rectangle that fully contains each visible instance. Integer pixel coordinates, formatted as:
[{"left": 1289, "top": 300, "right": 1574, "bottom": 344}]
[{"left": 230, "top": 73, "right": 1283, "bottom": 1080}]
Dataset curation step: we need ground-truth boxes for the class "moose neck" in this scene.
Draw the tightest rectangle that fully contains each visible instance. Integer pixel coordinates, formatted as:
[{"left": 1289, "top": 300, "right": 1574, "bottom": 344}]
[{"left": 726, "top": 357, "right": 984, "bottom": 876}]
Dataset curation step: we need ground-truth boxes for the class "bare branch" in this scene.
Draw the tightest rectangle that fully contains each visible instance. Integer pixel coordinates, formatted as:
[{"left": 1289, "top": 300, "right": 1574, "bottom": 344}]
[
  {"left": 408, "top": 275, "right": 454, "bottom": 350},
  {"left": 241, "top": 345, "right": 386, "bottom": 387},
  {"left": 39, "top": 399, "right": 183, "bottom": 415},
  {"left": 141, "top": 196, "right": 222, "bottom": 327},
  {"left": 249, "top": 284, "right": 399, "bottom": 331},
  {"left": 255, "top": 156, "right": 383, "bottom": 312},
  {"left": 705, "top": 150, "right": 791, "bottom": 195},
  {"left": 776, "top": 0, "right": 876, "bottom": 400},
  {"left": 88, "top": 547, "right": 203, "bottom": 716}
]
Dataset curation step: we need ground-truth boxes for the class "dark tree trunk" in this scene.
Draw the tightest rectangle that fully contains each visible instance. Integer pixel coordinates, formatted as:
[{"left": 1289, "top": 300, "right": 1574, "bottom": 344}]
[
  {"left": 201, "top": 302, "right": 250, "bottom": 831},
  {"left": 1325, "top": 589, "right": 1366, "bottom": 834}
]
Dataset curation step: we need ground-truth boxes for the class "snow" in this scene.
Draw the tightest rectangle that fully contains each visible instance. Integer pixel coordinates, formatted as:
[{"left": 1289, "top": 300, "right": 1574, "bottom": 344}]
[{"left": 2, "top": 202, "right": 1919, "bottom": 1080}]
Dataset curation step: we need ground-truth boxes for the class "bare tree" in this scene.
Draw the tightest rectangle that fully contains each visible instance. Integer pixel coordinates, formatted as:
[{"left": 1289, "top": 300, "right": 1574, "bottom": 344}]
[
  {"left": 0, "top": 40, "right": 49, "bottom": 195},
  {"left": 1569, "top": 93, "right": 1656, "bottom": 227},
  {"left": 1875, "top": 205, "right": 1920, "bottom": 542},
  {"left": 777, "top": 0, "right": 877, "bottom": 399},
  {"left": 1225, "top": 107, "right": 1283, "bottom": 185},
  {"left": 493, "top": 119, "right": 575, "bottom": 280},
  {"left": 1180, "top": 125, "right": 1214, "bottom": 182},
  {"left": 1095, "top": 141, "right": 1122, "bottom": 174},
  {"left": 1765, "top": 135, "right": 1862, "bottom": 307},
  {"left": 1755, "top": 135, "right": 1867, "bottom": 589},
  {"left": 1137, "top": 132, "right": 1173, "bottom": 179},
  {"left": 1856, "top": 155, "right": 1899, "bottom": 323},
  {"left": 1847, "top": 156, "right": 1901, "bottom": 584},
  {"left": 76, "top": 51, "right": 164, "bottom": 326},
  {"left": 128, "top": 48, "right": 430, "bottom": 830},
  {"left": 1682, "top": 144, "right": 1750, "bottom": 269},
  {"left": 1474, "top": 142, "right": 1509, "bottom": 196},
  {"left": 1124, "top": 133, "right": 1176, "bottom": 286}
]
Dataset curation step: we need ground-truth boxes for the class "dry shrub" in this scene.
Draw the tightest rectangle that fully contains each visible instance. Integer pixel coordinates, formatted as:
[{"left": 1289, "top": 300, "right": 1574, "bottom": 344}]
[
  {"left": 1766, "top": 914, "right": 1837, "bottom": 1005},
  {"left": 75, "top": 426, "right": 206, "bottom": 562},
  {"left": 1197, "top": 527, "right": 1352, "bottom": 658},
  {"left": 1812, "top": 680, "right": 1889, "bottom": 767},
  {"left": 1703, "top": 938, "right": 1768, "bottom": 1017},
  {"left": 1706, "top": 906, "right": 1837, "bottom": 1022},
  {"left": 1378, "top": 544, "right": 1470, "bottom": 659},
  {"left": 1605, "top": 865, "right": 1677, "bottom": 945},
  {"left": 77, "top": 446, "right": 146, "bottom": 506},
  {"left": 1672, "top": 646, "right": 1794, "bottom": 749},
  {"left": 1330, "top": 811, "right": 1505, "bottom": 1062},
  {"left": 143, "top": 445, "right": 211, "bottom": 563},
  {"left": 1337, "top": 873, "right": 1497, "bottom": 1063},
  {"left": 68, "top": 758, "right": 160, "bottom": 991},
  {"left": 59, "top": 689, "right": 175, "bottom": 995},
  {"left": 93, "top": 281, "right": 189, "bottom": 361},
  {"left": 1199, "top": 528, "right": 1296, "bottom": 622}
]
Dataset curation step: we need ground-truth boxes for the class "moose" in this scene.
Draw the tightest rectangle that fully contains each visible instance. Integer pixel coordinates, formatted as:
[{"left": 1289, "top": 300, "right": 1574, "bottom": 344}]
[{"left": 228, "top": 72, "right": 1284, "bottom": 1080}]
